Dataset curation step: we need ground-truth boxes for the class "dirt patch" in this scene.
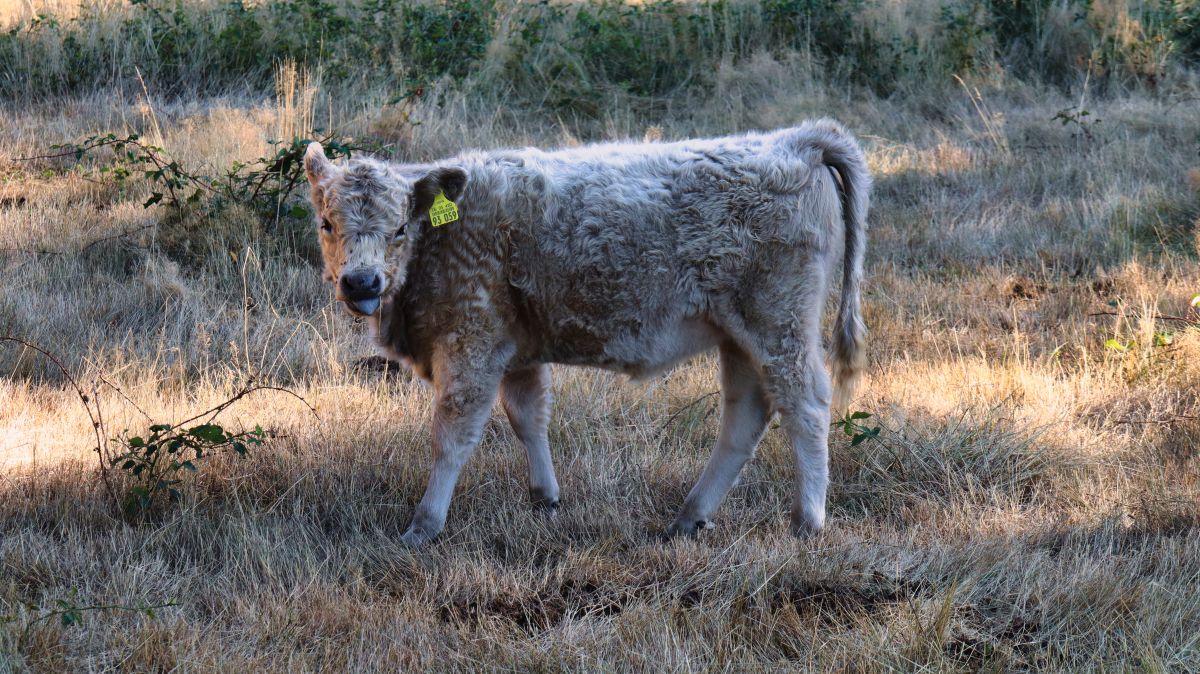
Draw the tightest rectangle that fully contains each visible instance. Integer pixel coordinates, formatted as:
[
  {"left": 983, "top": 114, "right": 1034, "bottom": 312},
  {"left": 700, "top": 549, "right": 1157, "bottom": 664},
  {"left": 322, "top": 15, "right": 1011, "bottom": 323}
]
[
  {"left": 1002, "top": 275, "right": 1047, "bottom": 302},
  {"left": 438, "top": 580, "right": 632, "bottom": 634}
]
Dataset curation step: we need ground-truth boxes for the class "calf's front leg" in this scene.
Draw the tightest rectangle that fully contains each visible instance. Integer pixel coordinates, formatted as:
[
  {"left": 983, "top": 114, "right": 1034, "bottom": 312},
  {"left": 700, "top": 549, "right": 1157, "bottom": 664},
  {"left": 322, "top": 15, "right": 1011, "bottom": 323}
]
[{"left": 401, "top": 365, "right": 503, "bottom": 546}]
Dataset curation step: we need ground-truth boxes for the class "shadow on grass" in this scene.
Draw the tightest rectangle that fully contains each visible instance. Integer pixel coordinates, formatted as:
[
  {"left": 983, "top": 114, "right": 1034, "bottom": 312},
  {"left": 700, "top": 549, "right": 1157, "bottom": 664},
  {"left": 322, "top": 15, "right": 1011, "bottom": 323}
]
[{"left": 1, "top": 393, "right": 1197, "bottom": 668}]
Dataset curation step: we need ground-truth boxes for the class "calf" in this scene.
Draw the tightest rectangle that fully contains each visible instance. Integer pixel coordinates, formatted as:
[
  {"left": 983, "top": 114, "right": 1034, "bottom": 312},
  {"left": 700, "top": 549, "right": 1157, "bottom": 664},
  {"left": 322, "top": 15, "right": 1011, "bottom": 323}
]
[{"left": 304, "top": 120, "right": 870, "bottom": 545}]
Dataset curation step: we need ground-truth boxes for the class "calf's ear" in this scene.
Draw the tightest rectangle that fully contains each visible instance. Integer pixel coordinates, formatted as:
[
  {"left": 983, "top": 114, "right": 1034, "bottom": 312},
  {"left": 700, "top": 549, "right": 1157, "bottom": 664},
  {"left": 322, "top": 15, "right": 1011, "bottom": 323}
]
[
  {"left": 305, "top": 141, "right": 333, "bottom": 209},
  {"left": 411, "top": 167, "right": 468, "bottom": 219},
  {"left": 305, "top": 141, "right": 332, "bottom": 184}
]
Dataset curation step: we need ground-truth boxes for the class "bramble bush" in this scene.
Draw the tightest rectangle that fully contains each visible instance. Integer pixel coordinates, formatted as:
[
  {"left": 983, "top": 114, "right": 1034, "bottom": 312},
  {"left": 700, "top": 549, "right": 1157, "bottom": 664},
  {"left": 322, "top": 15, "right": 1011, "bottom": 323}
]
[
  {"left": 112, "top": 421, "right": 270, "bottom": 521},
  {"left": 1, "top": 589, "right": 176, "bottom": 655},
  {"left": 2, "top": 0, "right": 1196, "bottom": 106},
  {"left": 0, "top": 338, "right": 311, "bottom": 523},
  {"left": 23, "top": 132, "right": 361, "bottom": 226}
]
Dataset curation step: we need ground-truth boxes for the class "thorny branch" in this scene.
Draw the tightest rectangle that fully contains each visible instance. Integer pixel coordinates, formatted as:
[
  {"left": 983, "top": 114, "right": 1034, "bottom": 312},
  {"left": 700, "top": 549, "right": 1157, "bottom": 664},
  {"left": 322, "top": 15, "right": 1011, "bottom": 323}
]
[
  {"left": 0, "top": 337, "right": 318, "bottom": 519},
  {"left": 0, "top": 336, "right": 116, "bottom": 506}
]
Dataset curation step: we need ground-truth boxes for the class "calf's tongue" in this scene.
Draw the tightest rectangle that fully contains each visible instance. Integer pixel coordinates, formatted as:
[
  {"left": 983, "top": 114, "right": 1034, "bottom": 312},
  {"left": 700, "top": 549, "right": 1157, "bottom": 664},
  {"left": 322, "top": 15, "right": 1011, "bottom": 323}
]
[{"left": 347, "top": 296, "right": 380, "bottom": 316}]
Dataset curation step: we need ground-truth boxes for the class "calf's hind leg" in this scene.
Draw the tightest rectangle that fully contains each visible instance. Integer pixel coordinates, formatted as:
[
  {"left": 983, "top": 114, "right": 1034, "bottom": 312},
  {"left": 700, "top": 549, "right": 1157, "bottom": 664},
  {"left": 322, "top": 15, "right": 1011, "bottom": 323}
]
[
  {"left": 759, "top": 346, "right": 832, "bottom": 537},
  {"left": 501, "top": 365, "right": 561, "bottom": 509},
  {"left": 666, "top": 343, "right": 772, "bottom": 537},
  {"left": 740, "top": 250, "right": 836, "bottom": 536}
]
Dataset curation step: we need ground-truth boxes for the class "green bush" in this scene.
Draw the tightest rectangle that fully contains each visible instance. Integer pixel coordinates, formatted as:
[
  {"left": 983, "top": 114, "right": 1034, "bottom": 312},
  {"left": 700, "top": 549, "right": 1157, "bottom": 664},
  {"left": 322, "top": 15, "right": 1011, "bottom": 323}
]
[{"left": 1, "top": 0, "right": 1196, "bottom": 104}]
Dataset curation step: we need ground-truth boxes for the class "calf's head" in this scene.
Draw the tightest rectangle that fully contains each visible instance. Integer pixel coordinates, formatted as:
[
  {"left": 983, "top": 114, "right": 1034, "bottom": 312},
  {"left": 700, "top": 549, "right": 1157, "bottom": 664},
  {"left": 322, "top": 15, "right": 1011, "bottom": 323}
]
[{"left": 304, "top": 141, "right": 467, "bottom": 317}]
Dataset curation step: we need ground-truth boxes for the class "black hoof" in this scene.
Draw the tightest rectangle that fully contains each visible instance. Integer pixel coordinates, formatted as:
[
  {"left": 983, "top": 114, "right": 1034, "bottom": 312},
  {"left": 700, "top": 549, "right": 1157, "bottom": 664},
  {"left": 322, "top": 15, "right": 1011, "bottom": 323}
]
[
  {"left": 530, "top": 490, "right": 561, "bottom": 512},
  {"left": 662, "top": 519, "right": 712, "bottom": 540}
]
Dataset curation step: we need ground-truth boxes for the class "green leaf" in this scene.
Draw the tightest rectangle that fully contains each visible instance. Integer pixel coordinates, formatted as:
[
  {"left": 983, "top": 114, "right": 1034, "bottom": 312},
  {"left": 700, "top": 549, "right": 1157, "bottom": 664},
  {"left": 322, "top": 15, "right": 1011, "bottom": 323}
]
[
  {"left": 143, "top": 192, "right": 163, "bottom": 208},
  {"left": 289, "top": 204, "right": 308, "bottom": 219},
  {"left": 189, "top": 424, "right": 226, "bottom": 444},
  {"left": 849, "top": 411, "right": 871, "bottom": 420},
  {"left": 128, "top": 436, "right": 145, "bottom": 448},
  {"left": 150, "top": 424, "right": 172, "bottom": 432},
  {"left": 1104, "top": 339, "right": 1128, "bottom": 352}
]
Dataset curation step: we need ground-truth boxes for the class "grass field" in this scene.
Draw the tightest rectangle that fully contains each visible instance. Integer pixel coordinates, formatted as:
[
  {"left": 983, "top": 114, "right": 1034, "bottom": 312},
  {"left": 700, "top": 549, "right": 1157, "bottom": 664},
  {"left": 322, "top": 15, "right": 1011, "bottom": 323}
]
[{"left": 3, "top": 0, "right": 1200, "bottom": 670}]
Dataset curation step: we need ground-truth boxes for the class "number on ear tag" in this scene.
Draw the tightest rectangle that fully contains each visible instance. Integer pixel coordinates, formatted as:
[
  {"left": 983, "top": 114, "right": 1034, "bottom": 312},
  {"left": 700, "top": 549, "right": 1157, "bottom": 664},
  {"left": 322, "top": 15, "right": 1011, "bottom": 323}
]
[{"left": 429, "top": 192, "right": 459, "bottom": 227}]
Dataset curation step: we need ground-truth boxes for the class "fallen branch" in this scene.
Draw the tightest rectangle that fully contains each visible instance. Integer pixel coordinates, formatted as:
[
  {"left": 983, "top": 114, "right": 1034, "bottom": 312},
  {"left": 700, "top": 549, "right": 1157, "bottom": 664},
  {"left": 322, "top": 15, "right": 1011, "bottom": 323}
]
[
  {"left": 1109, "top": 414, "right": 1200, "bottom": 427},
  {"left": 1087, "top": 311, "right": 1199, "bottom": 326},
  {"left": 80, "top": 223, "right": 159, "bottom": 251},
  {"left": 17, "top": 598, "right": 178, "bottom": 651}
]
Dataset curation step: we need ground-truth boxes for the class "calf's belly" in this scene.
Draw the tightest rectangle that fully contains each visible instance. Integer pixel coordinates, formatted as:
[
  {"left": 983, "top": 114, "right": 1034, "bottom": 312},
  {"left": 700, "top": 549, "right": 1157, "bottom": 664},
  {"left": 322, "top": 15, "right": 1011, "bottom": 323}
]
[{"left": 545, "top": 318, "right": 723, "bottom": 379}]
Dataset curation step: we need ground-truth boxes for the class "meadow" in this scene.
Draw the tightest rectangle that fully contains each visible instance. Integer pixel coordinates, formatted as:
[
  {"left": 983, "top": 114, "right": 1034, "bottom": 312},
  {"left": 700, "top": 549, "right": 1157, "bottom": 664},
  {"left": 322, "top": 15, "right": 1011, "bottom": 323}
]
[{"left": 2, "top": 0, "right": 1200, "bottom": 670}]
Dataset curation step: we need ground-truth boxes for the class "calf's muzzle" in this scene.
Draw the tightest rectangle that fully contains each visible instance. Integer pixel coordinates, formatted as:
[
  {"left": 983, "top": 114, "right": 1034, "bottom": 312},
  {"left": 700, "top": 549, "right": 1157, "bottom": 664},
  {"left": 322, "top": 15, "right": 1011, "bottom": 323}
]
[{"left": 339, "top": 269, "right": 383, "bottom": 316}]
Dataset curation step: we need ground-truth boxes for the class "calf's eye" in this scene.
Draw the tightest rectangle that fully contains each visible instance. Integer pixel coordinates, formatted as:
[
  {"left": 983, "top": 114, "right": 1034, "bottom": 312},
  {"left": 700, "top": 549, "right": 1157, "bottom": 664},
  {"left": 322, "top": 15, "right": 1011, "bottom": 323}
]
[{"left": 319, "top": 219, "right": 332, "bottom": 234}]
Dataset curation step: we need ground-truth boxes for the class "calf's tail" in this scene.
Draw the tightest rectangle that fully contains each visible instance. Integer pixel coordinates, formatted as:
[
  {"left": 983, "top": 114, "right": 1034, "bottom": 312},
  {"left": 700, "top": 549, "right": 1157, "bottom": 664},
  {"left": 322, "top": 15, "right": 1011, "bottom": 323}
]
[{"left": 807, "top": 122, "right": 871, "bottom": 412}]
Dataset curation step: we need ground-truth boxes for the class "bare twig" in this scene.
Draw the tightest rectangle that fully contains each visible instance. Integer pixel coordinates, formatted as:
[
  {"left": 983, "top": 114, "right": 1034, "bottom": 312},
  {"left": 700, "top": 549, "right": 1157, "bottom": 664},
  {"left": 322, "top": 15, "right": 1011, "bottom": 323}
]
[
  {"left": 14, "top": 143, "right": 117, "bottom": 162},
  {"left": 656, "top": 391, "right": 719, "bottom": 439},
  {"left": 0, "top": 338, "right": 317, "bottom": 520},
  {"left": 0, "top": 222, "right": 157, "bottom": 255},
  {"left": 94, "top": 374, "right": 153, "bottom": 423},
  {"left": 172, "top": 381, "right": 319, "bottom": 430},
  {"left": 0, "top": 336, "right": 117, "bottom": 505},
  {"left": 0, "top": 246, "right": 63, "bottom": 256}
]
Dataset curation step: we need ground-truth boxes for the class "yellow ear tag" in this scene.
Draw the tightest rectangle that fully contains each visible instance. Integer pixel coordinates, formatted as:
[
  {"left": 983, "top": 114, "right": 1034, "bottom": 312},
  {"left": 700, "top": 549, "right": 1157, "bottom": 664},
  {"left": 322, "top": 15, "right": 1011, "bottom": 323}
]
[{"left": 429, "top": 192, "right": 459, "bottom": 227}]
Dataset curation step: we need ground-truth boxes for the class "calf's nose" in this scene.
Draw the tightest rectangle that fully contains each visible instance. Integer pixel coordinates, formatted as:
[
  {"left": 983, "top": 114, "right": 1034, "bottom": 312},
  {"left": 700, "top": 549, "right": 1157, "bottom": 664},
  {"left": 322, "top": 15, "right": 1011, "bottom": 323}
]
[{"left": 339, "top": 269, "right": 383, "bottom": 299}]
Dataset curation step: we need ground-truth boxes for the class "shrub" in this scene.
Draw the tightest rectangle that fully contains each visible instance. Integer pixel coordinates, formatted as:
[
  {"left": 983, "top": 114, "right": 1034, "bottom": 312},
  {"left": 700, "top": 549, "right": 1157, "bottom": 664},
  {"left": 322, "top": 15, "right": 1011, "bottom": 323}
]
[
  {"left": 1, "top": 1, "right": 1196, "bottom": 115},
  {"left": 113, "top": 422, "right": 270, "bottom": 521},
  {"left": 22, "top": 131, "right": 362, "bottom": 226},
  {"left": 0, "top": 338, "right": 311, "bottom": 523}
]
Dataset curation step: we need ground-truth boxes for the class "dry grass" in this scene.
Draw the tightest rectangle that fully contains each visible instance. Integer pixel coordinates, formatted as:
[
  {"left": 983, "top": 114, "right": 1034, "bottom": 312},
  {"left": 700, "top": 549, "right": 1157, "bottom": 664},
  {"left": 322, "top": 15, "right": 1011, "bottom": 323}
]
[{"left": 2, "top": 47, "right": 1200, "bottom": 671}]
